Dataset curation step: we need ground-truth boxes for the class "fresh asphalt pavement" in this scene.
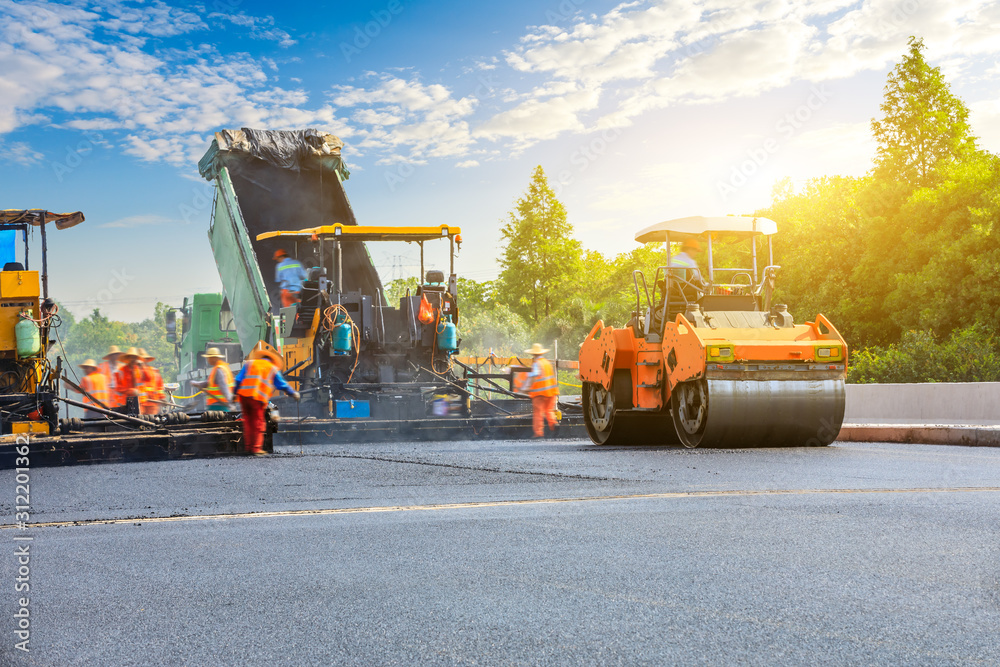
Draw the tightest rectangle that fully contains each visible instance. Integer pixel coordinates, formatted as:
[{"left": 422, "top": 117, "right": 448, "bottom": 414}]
[{"left": 2, "top": 438, "right": 999, "bottom": 665}]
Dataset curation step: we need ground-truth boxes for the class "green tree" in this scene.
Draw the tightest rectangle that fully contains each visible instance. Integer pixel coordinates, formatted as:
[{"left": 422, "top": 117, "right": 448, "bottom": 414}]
[
  {"left": 61, "top": 309, "right": 136, "bottom": 380},
  {"left": 383, "top": 277, "right": 419, "bottom": 305},
  {"left": 871, "top": 36, "right": 977, "bottom": 187},
  {"left": 757, "top": 176, "right": 869, "bottom": 342},
  {"left": 496, "top": 166, "right": 582, "bottom": 323},
  {"left": 881, "top": 152, "right": 1000, "bottom": 336}
]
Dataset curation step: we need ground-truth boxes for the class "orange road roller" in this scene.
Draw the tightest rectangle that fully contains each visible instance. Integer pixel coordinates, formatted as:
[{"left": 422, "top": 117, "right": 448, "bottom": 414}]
[{"left": 579, "top": 216, "right": 847, "bottom": 448}]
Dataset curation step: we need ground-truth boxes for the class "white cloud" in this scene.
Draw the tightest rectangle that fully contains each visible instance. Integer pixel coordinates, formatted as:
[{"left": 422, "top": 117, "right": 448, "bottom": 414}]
[
  {"left": 0, "top": 1, "right": 348, "bottom": 165},
  {"left": 99, "top": 213, "right": 182, "bottom": 228},
  {"left": 330, "top": 76, "right": 479, "bottom": 159},
  {"left": 456, "top": 160, "right": 479, "bottom": 168},
  {"left": 3, "top": 0, "right": 999, "bottom": 174},
  {"left": 103, "top": 0, "right": 206, "bottom": 38},
  {"left": 209, "top": 12, "right": 297, "bottom": 48},
  {"left": 0, "top": 139, "right": 43, "bottom": 165}
]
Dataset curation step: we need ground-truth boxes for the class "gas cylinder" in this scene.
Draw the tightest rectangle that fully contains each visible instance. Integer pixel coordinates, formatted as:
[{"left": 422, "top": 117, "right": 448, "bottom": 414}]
[
  {"left": 436, "top": 316, "right": 458, "bottom": 352},
  {"left": 332, "top": 322, "right": 352, "bottom": 355},
  {"left": 15, "top": 313, "right": 40, "bottom": 358}
]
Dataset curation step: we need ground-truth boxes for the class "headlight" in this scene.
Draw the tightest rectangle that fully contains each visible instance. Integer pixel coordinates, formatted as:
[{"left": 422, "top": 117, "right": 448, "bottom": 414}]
[{"left": 706, "top": 346, "right": 734, "bottom": 361}]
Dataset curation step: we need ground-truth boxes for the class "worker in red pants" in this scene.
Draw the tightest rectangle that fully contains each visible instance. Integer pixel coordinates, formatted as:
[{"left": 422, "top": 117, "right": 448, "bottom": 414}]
[
  {"left": 518, "top": 343, "right": 560, "bottom": 438},
  {"left": 233, "top": 343, "right": 299, "bottom": 456}
]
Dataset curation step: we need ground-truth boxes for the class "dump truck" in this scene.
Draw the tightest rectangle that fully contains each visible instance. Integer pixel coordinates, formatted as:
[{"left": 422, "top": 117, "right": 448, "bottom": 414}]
[
  {"left": 195, "top": 128, "right": 584, "bottom": 441},
  {"left": 578, "top": 216, "right": 847, "bottom": 448},
  {"left": 166, "top": 293, "right": 242, "bottom": 411}
]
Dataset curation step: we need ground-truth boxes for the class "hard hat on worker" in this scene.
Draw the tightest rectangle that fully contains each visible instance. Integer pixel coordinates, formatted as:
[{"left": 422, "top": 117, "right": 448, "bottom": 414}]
[
  {"left": 681, "top": 238, "right": 701, "bottom": 252},
  {"left": 79, "top": 359, "right": 99, "bottom": 370},
  {"left": 525, "top": 343, "right": 550, "bottom": 356},
  {"left": 203, "top": 347, "right": 225, "bottom": 360},
  {"left": 273, "top": 249, "right": 288, "bottom": 261},
  {"left": 138, "top": 348, "right": 154, "bottom": 362},
  {"left": 248, "top": 341, "right": 283, "bottom": 369},
  {"left": 103, "top": 345, "right": 122, "bottom": 360},
  {"left": 119, "top": 347, "right": 142, "bottom": 363}
]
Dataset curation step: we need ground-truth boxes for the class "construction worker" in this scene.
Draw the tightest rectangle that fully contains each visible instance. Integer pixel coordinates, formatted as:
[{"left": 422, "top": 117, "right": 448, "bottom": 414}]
[
  {"left": 114, "top": 347, "right": 149, "bottom": 415},
  {"left": 190, "top": 347, "right": 234, "bottom": 411},
  {"left": 274, "top": 249, "right": 308, "bottom": 307},
  {"left": 99, "top": 345, "right": 123, "bottom": 409},
  {"left": 670, "top": 238, "right": 708, "bottom": 289},
  {"left": 73, "top": 359, "right": 108, "bottom": 419},
  {"left": 139, "top": 348, "right": 163, "bottom": 415},
  {"left": 517, "top": 343, "right": 559, "bottom": 438},
  {"left": 233, "top": 343, "right": 299, "bottom": 456}
]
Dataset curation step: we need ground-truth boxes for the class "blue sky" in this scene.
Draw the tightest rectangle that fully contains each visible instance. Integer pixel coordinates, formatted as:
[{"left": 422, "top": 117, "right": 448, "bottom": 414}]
[{"left": 2, "top": 0, "right": 999, "bottom": 321}]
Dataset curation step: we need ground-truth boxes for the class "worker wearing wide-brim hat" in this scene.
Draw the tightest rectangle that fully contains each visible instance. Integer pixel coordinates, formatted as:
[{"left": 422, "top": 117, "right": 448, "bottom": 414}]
[
  {"left": 517, "top": 343, "right": 559, "bottom": 438},
  {"left": 99, "top": 345, "right": 124, "bottom": 409},
  {"left": 114, "top": 347, "right": 149, "bottom": 414},
  {"left": 233, "top": 342, "right": 299, "bottom": 456},
  {"left": 73, "top": 359, "right": 109, "bottom": 419},
  {"left": 137, "top": 348, "right": 163, "bottom": 416},
  {"left": 191, "top": 347, "right": 234, "bottom": 412}
]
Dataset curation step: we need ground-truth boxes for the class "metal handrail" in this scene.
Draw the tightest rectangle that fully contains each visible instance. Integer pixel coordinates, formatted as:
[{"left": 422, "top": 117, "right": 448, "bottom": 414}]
[{"left": 632, "top": 270, "right": 651, "bottom": 333}]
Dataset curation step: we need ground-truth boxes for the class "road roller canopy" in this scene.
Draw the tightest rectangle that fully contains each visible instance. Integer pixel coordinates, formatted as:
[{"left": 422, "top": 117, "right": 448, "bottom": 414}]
[
  {"left": 256, "top": 224, "right": 461, "bottom": 243},
  {"left": 635, "top": 216, "right": 777, "bottom": 243}
]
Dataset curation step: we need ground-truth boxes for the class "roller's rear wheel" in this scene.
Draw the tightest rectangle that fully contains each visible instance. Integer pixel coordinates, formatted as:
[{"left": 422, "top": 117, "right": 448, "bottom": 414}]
[{"left": 671, "top": 380, "right": 707, "bottom": 448}]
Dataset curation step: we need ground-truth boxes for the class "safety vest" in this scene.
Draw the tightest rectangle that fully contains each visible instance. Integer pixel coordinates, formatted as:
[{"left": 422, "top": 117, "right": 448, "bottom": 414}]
[
  {"left": 237, "top": 359, "right": 277, "bottom": 403},
  {"left": 145, "top": 367, "right": 164, "bottom": 401},
  {"left": 205, "top": 364, "right": 234, "bottom": 406},
  {"left": 139, "top": 366, "right": 164, "bottom": 415},
  {"left": 99, "top": 360, "right": 121, "bottom": 407},
  {"left": 526, "top": 358, "right": 558, "bottom": 397},
  {"left": 115, "top": 364, "right": 150, "bottom": 406},
  {"left": 80, "top": 372, "right": 108, "bottom": 408}
]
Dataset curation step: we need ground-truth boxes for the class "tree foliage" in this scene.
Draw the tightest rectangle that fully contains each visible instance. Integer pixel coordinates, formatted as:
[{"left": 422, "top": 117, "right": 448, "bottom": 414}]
[
  {"left": 496, "top": 166, "right": 582, "bottom": 323},
  {"left": 58, "top": 305, "right": 179, "bottom": 383},
  {"left": 871, "top": 37, "right": 977, "bottom": 186}
]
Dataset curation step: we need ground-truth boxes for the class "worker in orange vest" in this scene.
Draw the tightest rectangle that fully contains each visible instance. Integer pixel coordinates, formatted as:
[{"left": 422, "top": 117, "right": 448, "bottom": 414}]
[
  {"left": 191, "top": 347, "right": 234, "bottom": 411},
  {"left": 72, "top": 359, "right": 109, "bottom": 419},
  {"left": 139, "top": 348, "right": 164, "bottom": 415},
  {"left": 517, "top": 343, "right": 560, "bottom": 438},
  {"left": 114, "top": 347, "right": 149, "bottom": 415},
  {"left": 98, "top": 345, "right": 123, "bottom": 409},
  {"left": 233, "top": 343, "right": 299, "bottom": 456}
]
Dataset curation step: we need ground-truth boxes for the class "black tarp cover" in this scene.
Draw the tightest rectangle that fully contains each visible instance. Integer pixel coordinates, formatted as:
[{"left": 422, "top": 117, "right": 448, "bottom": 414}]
[{"left": 198, "top": 128, "right": 349, "bottom": 181}]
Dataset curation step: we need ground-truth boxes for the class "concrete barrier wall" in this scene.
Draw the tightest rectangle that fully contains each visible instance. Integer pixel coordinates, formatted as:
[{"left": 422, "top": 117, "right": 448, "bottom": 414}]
[{"left": 845, "top": 382, "right": 1000, "bottom": 425}]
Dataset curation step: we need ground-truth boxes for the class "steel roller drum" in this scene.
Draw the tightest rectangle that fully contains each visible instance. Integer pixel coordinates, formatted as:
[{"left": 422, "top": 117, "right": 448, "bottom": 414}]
[{"left": 673, "top": 379, "right": 846, "bottom": 448}]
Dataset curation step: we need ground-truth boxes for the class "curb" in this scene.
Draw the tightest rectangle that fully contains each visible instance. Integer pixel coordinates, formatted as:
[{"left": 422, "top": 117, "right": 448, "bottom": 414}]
[{"left": 837, "top": 424, "right": 1000, "bottom": 447}]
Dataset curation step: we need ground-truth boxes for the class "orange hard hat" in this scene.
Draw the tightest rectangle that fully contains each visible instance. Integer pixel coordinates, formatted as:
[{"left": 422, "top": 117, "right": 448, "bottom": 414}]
[
  {"left": 681, "top": 238, "right": 701, "bottom": 252},
  {"left": 273, "top": 249, "right": 288, "bottom": 261}
]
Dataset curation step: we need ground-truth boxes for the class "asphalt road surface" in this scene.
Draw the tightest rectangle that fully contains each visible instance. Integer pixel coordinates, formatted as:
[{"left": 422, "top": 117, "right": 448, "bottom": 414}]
[{"left": 2, "top": 438, "right": 999, "bottom": 666}]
